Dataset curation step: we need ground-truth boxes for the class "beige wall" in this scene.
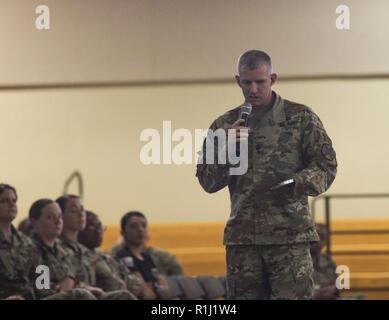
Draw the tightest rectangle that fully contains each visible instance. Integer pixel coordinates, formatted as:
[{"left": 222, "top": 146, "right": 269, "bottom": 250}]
[
  {"left": 1, "top": 1, "right": 388, "bottom": 226},
  {"left": 1, "top": 0, "right": 389, "bottom": 86},
  {"left": 1, "top": 78, "right": 389, "bottom": 226}
]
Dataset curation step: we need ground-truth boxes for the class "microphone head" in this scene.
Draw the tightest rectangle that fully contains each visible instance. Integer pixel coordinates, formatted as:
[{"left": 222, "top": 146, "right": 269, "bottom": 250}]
[{"left": 241, "top": 102, "right": 252, "bottom": 115}]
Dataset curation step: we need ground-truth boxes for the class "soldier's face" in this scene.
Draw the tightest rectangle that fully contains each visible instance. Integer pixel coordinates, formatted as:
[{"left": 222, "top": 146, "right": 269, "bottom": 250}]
[
  {"left": 235, "top": 64, "right": 277, "bottom": 108},
  {"left": 0, "top": 189, "right": 17, "bottom": 223},
  {"left": 32, "top": 202, "right": 63, "bottom": 239},
  {"left": 123, "top": 216, "right": 149, "bottom": 246},
  {"left": 62, "top": 197, "right": 86, "bottom": 232},
  {"left": 81, "top": 214, "right": 104, "bottom": 249}
]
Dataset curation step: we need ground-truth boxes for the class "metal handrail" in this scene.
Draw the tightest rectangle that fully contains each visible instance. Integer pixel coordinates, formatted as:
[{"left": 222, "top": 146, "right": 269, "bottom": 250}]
[{"left": 311, "top": 193, "right": 389, "bottom": 257}]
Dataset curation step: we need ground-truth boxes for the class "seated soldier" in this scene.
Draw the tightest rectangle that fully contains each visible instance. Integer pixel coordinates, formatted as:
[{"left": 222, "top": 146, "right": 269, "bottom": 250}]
[
  {"left": 111, "top": 211, "right": 176, "bottom": 299},
  {"left": 311, "top": 223, "right": 339, "bottom": 300},
  {"left": 111, "top": 211, "right": 184, "bottom": 276},
  {"left": 78, "top": 210, "right": 153, "bottom": 299},
  {"left": 0, "top": 184, "right": 93, "bottom": 300},
  {"left": 0, "top": 183, "right": 37, "bottom": 300},
  {"left": 29, "top": 198, "right": 96, "bottom": 300},
  {"left": 312, "top": 223, "right": 365, "bottom": 300},
  {"left": 56, "top": 194, "right": 136, "bottom": 300}
]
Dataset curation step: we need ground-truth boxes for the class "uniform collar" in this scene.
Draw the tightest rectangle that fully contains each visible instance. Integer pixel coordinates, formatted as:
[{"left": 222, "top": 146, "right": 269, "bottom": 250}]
[
  {"left": 251, "top": 91, "right": 285, "bottom": 128},
  {"left": 271, "top": 91, "right": 286, "bottom": 124},
  {"left": 33, "top": 233, "right": 60, "bottom": 254},
  {"left": 0, "top": 224, "right": 22, "bottom": 246}
]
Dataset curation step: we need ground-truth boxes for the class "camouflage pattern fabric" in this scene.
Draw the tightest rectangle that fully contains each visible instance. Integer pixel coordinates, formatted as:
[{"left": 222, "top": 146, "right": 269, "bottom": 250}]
[
  {"left": 89, "top": 249, "right": 142, "bottom": 297},
  {"left": 0, "top": 226, "right": 37, "bottom": 299},
  {"left": 146, "top": 247, "right": 184, "bottom": 276},
  {"left": 312, "top": 253, "right": 337, "bottom": 290},
  {"left": 60, "top": 237, "right": 136, "bottom": 300},
  {"left": 32, "top": 234, "right": 76, "bottom": 299},
  {"left": 196, "top": 92, "right": 337, "bottom": 245},
  {"left": 197, "top": 91, "right": 337, "bottom": 299},
  {"left": 111, "top": 243, "right": 184, "bottom": 276},
  {"left": 42, "top": 288, "right": 97, "bottom": 300},
  {"left": 226, "top": 243, "right": 314, "bottom": 300},
  {"left": 60, "top": 236, "right": 96, "bottom": 286}
]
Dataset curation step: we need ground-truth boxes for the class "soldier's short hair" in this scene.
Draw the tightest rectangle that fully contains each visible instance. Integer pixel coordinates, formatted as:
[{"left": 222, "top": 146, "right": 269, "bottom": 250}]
[
  {"left": 237, "top": 50, "right": 272, "bottom": 74},
  {"left": 0, "top": 183, "right": 17, "bottom": 200},
  {"left": 56, "top": 194, "right": 80, "bottom": 214},
  {"left": 29, "top": 198, "right": 55, "bottom": 220},
  {"left": 121, "top": 210, "right": 147, "bottom": 231}
]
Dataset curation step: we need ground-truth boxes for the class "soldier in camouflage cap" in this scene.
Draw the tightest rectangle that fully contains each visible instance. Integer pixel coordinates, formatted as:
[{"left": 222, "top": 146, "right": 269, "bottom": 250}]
[{"left": 196, "top": 50, "right": 337, "bottom": 300}]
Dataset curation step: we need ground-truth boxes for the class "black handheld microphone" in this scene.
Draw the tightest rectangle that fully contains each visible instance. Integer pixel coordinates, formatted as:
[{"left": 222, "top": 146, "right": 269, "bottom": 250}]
[
  {"left": 240, "top": 102, "right": 252, "bottom": 127},
  {"left": 235, "top": 103, "right": 252, "bottom": 157}
]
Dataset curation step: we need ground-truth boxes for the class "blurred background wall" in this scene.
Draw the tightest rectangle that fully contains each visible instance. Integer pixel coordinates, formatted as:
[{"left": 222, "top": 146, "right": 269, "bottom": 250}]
[{"left": 1, "top": 0, "right": 388, "bottom": 225}]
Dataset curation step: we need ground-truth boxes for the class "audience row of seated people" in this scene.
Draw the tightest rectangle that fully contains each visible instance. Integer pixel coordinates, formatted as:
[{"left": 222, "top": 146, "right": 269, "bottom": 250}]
[
  {"left": 0, "top": 183, "right": 183, "bottom": 300},
  {"left": 1, "top": 182, "right": 362, "bottom": 300}
]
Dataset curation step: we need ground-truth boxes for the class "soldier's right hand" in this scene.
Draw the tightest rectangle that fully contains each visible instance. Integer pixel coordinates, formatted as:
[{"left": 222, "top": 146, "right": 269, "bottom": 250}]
[
  {"left": 85, "top": 286, "right": 104, "bottom": 295},
  {"left": 221, "top": 119, "right": 252, "bottom": 156},
  {"left": 230, "top": 119, "right": 252, "bottom": 142},
  {"left": 55, "top": 277, "right": 75, "bottom": 291}
]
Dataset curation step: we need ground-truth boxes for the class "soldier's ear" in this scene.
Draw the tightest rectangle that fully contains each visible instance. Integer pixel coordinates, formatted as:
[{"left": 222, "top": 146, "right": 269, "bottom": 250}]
[
  {"left": 270, "top": 73, "right": 278, "bottom": 86},
  {"left": 235, "top": 75, "right": 242, "bottom": 88},
  {"left": 29, "top": 218, "right": 37, "bottom": 229}
]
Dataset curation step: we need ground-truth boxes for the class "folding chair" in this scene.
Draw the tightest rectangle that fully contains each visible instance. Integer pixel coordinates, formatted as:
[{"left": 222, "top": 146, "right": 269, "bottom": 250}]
[
  {"left": 197, "top": 275, "right": 226, "bottom": 300},
  {"left": 175, "top": 275, "right": 206, "bottom": 300},
  {"left": 165, "top": 276, "right": 184, "bottom": 300}
]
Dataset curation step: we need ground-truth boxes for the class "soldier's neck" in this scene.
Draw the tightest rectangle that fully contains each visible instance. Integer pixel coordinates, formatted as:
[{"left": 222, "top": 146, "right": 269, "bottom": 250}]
[
  {"left": 39, "top": 234, "right": 56, "bottom": 248},
  {"left": 0, "top": 220, "right": 12, "bottom": 237},
  {"left": 62, "top": 229, "right": 79, "bottom": 242},
  {"left": 126, "top": 243, "right": 144, "bottom": 260}
]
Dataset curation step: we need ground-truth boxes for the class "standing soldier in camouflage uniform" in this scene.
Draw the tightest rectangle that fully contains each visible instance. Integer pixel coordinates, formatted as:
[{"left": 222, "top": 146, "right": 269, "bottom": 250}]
[
  {"left": 56, "top": 195, "right": 136, "bottom": 300},
  {"left": 196, "top": 50, "right": 337, "bottom": 300}
]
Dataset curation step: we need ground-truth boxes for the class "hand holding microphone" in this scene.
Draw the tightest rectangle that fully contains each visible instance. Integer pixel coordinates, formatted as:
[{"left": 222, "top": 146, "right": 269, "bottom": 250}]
[{"left": 222, "top": 103, "right": 252, "bottom": 158}]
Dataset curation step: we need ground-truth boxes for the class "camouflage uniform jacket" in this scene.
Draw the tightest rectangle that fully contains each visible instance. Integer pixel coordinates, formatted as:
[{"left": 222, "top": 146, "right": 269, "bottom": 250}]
[
  {"left": 111, "top": 243, "right": 184, "bottom": 276},
  {"left": 196, "top": 92, "right": 337, "bottom": 245},
  {"left": 0, "top": 226, "right": 37, "bottom": 299},
  {"left": 31, "top": 234, "right": 75, "bottom": 298},
  {"left": 92, "top": 250, "right": 143, "bottom": 295},
  {"left": 59, "top": 236, "right": 96, "bottom": 286}
]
